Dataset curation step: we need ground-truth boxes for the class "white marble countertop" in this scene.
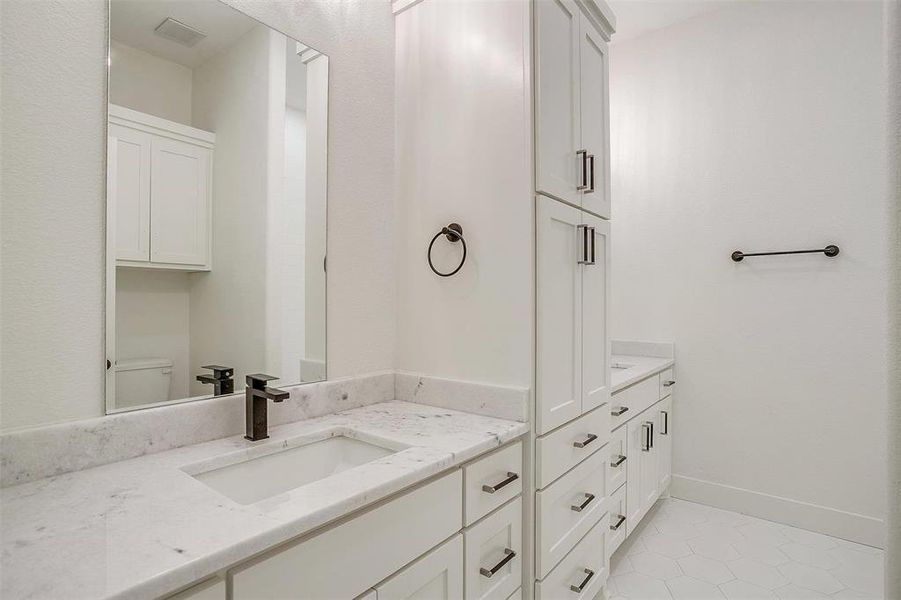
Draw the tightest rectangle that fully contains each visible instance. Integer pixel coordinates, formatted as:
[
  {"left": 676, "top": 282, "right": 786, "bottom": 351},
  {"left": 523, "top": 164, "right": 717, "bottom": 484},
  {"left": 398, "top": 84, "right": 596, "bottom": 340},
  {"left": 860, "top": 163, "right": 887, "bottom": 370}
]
[
  {"left": 611, "top": 354, "right": 675, "bottom": 393},
  {"left": 1, "top": 401, "right": 529, "bottom": 600}
]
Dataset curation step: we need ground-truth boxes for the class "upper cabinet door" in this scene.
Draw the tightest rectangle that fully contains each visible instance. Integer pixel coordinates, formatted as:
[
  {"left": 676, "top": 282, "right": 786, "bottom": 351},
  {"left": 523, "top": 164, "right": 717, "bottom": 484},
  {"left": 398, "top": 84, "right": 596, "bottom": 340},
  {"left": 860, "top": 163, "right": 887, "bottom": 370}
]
[
  {"left": 535, "top": 0, "right": 582, "bottom": 206},
  {"left": 581, "top": 213, "right": 610, "bottom": 412},
  {"left": 149, "top": 137, "right": 211, "bottom": 266},
  {"left": 109, "top": 123, "right": 151, "bottom": 262},
  {"left": 578, "top": 16, "right": 611, "bottom": 219},
  {"left": 537, "top": 196, "right": 583, "bottom": 434}
]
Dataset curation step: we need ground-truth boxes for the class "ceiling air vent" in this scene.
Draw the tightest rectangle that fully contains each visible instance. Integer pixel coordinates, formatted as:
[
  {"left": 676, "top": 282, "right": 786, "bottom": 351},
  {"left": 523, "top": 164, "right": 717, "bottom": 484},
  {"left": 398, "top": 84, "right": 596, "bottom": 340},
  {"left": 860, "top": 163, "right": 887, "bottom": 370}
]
[{"left": 154, "top": 17, "right": 207, "bottom": 47}]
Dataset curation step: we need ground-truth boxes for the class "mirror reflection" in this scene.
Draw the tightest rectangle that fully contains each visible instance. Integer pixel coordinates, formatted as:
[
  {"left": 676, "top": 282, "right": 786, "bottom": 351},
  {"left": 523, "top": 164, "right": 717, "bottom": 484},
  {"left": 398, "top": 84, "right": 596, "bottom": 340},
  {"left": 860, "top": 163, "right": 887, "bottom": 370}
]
[{"left": 106, "top": 0, "right": 328, "bottom": 412}]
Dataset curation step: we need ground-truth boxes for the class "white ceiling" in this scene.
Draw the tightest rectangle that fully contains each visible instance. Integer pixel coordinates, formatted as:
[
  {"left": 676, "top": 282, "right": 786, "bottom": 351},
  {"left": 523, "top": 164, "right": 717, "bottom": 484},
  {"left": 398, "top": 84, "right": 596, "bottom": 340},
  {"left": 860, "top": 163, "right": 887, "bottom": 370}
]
[
  {"left": 110, "top": 0, "right": 258, "bottom": 68},
  {"left": 608, "top": 0, "right": 731, "bottom": 43}
]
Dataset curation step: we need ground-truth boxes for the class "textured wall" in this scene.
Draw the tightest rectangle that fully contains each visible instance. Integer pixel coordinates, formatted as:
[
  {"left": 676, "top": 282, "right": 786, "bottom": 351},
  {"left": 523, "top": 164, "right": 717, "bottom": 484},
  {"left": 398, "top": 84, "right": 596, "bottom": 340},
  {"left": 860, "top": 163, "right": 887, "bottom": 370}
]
[
  {"left": 610, "top": 1, "right": 888, "bottom": 539},
  {"left": 0, "top": 0, "right": 396, "bottom": 430}
]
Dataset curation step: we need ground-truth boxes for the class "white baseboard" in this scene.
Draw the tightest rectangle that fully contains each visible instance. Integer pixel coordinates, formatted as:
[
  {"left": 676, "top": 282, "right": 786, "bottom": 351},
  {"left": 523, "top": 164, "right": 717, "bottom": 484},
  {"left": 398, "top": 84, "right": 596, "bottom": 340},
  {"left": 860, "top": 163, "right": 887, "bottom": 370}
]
[{"left": 670, "top": 474, "right": 885, "bottom": 549}]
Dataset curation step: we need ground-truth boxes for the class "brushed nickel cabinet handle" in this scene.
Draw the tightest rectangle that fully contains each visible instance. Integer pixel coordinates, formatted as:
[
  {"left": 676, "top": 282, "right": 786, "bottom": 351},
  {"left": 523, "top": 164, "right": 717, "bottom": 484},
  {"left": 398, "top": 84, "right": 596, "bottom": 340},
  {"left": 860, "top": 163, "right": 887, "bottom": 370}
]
[
  {"left": 573, "top": 433, "right": 598, "bottom": 449},
  {"left": 663, "top": 380, "right": 676, "bottom": 387},
  {"left": 570, "top": 568, "right": 595, "bottom": 593},
  {"left": 611, "top": 406, "right": 628, "bottom": 417},
  {"left": 571, "top": 492, "right": 596, "bottom": 512},
  {"left": 585, "top": 154, "right": 596, "bottom": 194},
  {"left": 577, "top": 149, "right": 588, "bottom": 190},
  {"left": 480, "top": 548, "right": 515, "bottom": 578},
  {"left": 642, "top": 422, "right": 652, "bottom": 451},
  {"left": 610, "top": 514, "right": 626, "bottom": 531},
  {"left": 610, "top": 454, "right": 627, "bottom": 468},
  {"left": 661, "top": 410, "right": 669, "bottom": 435},
  {"left": 482, "top": 472, "right": 519, "bottom": 494}
]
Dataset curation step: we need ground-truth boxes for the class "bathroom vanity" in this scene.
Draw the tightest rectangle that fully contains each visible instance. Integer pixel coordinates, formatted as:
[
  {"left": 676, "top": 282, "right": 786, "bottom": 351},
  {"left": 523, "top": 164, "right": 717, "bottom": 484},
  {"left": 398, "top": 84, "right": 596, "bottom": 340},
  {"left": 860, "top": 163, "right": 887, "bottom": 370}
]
[{"left": 0, "top": 398, "right": 528, "bottom": 599}]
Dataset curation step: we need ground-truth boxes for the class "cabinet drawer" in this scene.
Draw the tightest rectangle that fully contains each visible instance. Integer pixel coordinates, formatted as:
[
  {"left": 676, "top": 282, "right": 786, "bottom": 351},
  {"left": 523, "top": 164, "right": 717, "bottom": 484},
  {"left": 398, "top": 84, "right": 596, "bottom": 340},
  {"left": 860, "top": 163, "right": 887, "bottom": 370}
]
[
  {"left": 231, "top": 470, "right": 463, "bottom": 599},
  {"left": 610, "top": 376, "right": 657, "bottom": 429},
  {"left": 536, "top": 406, "right": 609, "bottom": 489},
  {"left": 535, "top": 448, "right": 607, "bottom": 578},
  {"left": 606, "top": 424, "right": 627, "bottom": 492},
  {"left": 465, "top": 442, "right": 523, "bottom": 526},
  {"left": 464, "top": 497, "right": 522, "bottom": 600},
  {"left": 535, "top": 520, "right": 608, "bottom": 600},
  {"left": 606, "top": 484, "right": 627, "bottom": 560},
  {"left": 659, "top": 368, "right": 675, "bottom": 399},
  {"left": 376, "top": 534, "right": 463, "bottom": 600}
]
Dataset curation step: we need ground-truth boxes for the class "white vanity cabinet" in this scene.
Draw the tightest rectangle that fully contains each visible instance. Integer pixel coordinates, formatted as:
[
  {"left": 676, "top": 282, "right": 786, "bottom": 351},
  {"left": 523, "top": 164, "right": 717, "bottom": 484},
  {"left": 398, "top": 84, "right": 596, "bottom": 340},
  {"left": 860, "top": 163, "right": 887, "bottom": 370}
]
[
  {"left": 535, "top": 0, "right": 612, "bottom": 218},
  {"left": 536, "top": 196, "right": 610, "bottom": 435},
  {"left": 108, "top": 105, "right": 213, "bottom": 271},
  {"left": 223, "top": 441, "right": 523, "bottom": 600}
]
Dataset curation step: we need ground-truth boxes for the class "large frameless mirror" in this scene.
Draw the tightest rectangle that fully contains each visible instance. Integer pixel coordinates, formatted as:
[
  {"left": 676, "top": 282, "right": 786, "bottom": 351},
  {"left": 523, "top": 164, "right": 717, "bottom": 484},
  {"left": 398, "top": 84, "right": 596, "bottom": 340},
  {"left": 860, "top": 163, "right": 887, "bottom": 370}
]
[{"left": 105, "top": 0, "right": 328, "bottom": 413}]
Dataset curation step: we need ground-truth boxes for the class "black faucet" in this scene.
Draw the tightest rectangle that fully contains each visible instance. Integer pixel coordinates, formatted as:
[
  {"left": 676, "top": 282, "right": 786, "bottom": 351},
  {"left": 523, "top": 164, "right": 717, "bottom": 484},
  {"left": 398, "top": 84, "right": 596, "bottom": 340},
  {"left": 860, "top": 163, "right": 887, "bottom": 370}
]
[
  {"left": 196, "top": 365, "right": 235, "bottom": 396},
  {"left": 245, "top": 374, "right": 290, "bottom": 441}
]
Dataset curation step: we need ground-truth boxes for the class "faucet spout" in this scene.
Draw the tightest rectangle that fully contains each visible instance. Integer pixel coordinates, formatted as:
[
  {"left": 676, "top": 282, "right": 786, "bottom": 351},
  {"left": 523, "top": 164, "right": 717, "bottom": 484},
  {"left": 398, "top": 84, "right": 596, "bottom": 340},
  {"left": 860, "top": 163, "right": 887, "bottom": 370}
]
[{"left": 244, "top": 374, "right": 290, "bottom": 441}]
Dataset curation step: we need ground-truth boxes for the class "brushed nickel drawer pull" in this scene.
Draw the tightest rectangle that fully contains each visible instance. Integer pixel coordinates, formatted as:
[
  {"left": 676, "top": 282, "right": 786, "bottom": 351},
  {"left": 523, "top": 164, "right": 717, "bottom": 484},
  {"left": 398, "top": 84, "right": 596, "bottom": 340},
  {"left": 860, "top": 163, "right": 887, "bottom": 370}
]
[
  {"left": 480, "top": 548, "right": 515, "bottom": 578},
  {"left": 611, "top": 406, "right": 628, "bottom": 417},
  {"left": 570, "top": 568, "right": 595, "bottom": 593},
  {"left": 482, "top": 472, "right": 519, "bottom": 494},
  {"left": 610, "top": 454, "right": 627, "bottom": 468},
  {"left": 573, "top": 433, "right": 598, "bottom": 449},
  {"left": 610, "top": 514, "right": 626, "bottom": 531},
  {"left": 571, "top": 492, "right": 596, "bottom": 512}
]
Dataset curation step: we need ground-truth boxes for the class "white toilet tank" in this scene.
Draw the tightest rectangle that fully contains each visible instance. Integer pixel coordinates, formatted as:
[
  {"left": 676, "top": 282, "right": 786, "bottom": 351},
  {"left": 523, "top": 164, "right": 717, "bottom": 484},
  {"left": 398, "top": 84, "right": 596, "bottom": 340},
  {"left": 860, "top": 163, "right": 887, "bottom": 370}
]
[{"left": 115, "top": 358, "right": 173, "bottom": 408}]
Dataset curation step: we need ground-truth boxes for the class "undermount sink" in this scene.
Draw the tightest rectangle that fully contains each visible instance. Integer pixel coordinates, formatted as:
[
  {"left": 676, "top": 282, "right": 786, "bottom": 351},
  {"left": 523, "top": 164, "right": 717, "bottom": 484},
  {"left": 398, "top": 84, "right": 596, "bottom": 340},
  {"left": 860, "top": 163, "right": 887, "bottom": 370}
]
[{"left": 186, "top": 435, "right": 397, "bottom": 505}]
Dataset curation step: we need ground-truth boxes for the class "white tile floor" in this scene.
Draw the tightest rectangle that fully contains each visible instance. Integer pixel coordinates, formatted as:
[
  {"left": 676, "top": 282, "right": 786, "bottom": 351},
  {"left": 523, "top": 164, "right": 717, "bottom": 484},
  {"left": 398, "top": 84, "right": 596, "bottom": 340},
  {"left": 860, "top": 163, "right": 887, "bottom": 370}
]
[{"left": 608, "top": 498, "right": 884, "bottom": 600}]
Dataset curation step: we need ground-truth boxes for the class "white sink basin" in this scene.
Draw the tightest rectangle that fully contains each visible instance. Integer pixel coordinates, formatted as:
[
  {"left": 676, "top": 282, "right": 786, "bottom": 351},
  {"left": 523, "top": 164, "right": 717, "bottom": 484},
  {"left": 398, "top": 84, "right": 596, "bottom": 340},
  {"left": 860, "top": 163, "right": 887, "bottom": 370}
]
[{"left": 187, "top": 435, "right": 397, "bottom": 505}]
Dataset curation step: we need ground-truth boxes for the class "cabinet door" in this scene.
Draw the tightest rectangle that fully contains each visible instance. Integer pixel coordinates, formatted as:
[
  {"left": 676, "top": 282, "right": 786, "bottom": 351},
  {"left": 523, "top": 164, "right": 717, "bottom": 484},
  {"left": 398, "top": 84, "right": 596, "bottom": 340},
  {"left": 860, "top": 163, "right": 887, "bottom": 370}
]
[
  {"left": 149, "top": 137, "right": 210, "bottom": 266},
  {"left": 657, "top": 396, "right": 673, "bottom": 491},
  {"left": 625, "top": 416, "right": 644, "bottom": 529},
  {"left": 581, "top": 213, "right": 609, "bottom": 413},
  {"left": 108, "top": 124, "right": 151, "bottom": 262},
  {"left": 376, "top": 535, "right": 463, "bottom": 600},
  {"left": 535, "top": 0, "right": 582, "bottom": 205},
  {"left": 537, "top": 197, "right": 583, "bottom": 434},
  {"left": 577, "top": 15, "right": 610, "bottom": 218},
  {"left": 638, "top": 411, "right": 660, "bottom": 520}
]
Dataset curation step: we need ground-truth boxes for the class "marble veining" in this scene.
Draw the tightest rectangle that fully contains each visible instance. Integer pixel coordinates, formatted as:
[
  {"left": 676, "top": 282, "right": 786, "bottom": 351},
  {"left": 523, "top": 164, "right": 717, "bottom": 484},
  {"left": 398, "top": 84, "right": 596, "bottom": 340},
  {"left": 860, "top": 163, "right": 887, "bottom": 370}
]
[
  {"left": 394, "top": 371, "right": 529, "bottom": 422},
  {"left": 0, "top": 372, "right": 395, "bottom": 488},
  {"left": 0, "top": 401, "right": 528, "bottom": 600}
]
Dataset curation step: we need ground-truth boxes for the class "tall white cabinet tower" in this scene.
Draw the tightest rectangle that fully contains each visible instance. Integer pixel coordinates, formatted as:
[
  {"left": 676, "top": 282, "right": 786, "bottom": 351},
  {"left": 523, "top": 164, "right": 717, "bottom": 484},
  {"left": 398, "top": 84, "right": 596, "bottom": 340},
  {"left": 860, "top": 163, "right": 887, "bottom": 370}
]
[{"left": 394, "top": 1, "right": 615, "bottom": 598}]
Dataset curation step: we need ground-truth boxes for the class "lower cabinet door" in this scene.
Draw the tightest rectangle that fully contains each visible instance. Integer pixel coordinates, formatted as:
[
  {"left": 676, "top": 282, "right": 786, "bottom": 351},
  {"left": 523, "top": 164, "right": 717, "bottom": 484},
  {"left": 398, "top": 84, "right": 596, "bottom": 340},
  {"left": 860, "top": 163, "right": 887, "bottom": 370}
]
[
  {"left": 535, "top": 519, "right": 608, "bottom": 600},
  {"left": 626, "top": 409, "right": 659, "bottom": 529},
  {"left": 376, "top": 535, "right": 464, "bottom": 600},
  {"left": 657, "top": 396, "right": 673, "bottom": 491},
  {"left": 606, "top": 484, "right": 627, "bottom": 560},
  {"left": 465, "top": 498, "right": 523, "bottom": 600}
]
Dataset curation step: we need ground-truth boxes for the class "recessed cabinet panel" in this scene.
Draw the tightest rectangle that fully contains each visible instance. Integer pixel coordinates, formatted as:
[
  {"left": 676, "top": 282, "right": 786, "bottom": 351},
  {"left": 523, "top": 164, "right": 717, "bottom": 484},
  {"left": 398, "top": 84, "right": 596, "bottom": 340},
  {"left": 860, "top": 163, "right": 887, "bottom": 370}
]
[
  {"left": 464, "top": 497, "right": 522, "bottom": 600},
  {"left": 537, "top": 197, "right": 583, "bottom": 434},
  {"left": 376, "top": 535, "right": 464, "bottom": 600},
  {"left": 626, "top": 404, "right": 661, "bottom": 530},
  {"left": 464, "top": 442, "right": 523, "bottom": 526},
  {"left": 109, "top": 124, "right": 151, "bottom": 262},
  {"left": 535, "top": 519, "right": 607, "bottom": 600},
  {"left": 581, "top": 214, "right": 610, "bottom": 412},
  {"left": 149, "top": 137, "right": 211, "bottom": 266},
  {"left": 535, "top": 0, "right": 582, "bottom": 205},
  {"left": 578, "top": 15, "right": 610, "bottom": 218}
]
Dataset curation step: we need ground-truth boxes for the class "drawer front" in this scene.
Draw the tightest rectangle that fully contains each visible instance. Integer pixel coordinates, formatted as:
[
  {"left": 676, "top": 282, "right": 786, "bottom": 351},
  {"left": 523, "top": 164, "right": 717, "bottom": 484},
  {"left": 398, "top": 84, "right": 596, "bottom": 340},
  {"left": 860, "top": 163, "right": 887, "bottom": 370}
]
[
  {"left": 606, "top": 424, "right": 627, "bottom": 492},
  {"left": 465, "top": 442, "right": 523, "bottom": 526},
  {"left": 232, "top": 471, "right": 463, "bottom": 599},
  {"left": 536, "top": 520, "right": 608, "bottom": 600},
  {"left": 536, "top": 406, "right": 609, "bottom": 489},
  {"left": 465, "top": 497, "right": 523, "bottom": 600},
  {"left": 536, "top": 448, "right": 607, "bottom": 578},
  {"left": 610, "top": 376, "right": 657, "bottom": 429},
  {"left": 606, "top": 483, "right": 627, "bottom": 559},
  {"left": 659, "top": 368, "right": 675, "bottom": 399},
  {"left": 376, "top": 534, "right": 463, "bottom": 600}
]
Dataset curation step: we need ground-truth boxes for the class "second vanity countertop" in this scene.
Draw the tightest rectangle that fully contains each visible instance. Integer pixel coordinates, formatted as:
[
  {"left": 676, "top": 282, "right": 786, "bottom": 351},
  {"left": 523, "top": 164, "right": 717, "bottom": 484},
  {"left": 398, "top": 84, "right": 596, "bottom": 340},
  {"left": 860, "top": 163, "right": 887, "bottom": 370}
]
[
  {"left": 1, "top": 401, "right": 529, "bottom": 600},
  {"left": 611, "top": 354, "right": 675, "bottom": 393}
]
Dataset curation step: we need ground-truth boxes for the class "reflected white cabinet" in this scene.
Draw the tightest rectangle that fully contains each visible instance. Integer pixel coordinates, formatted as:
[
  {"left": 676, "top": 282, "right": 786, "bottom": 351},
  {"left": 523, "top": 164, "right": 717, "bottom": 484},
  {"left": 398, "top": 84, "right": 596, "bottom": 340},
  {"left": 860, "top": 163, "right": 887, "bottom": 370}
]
[
  {"left": 535, "top": 0, "right": 611, "bottom": 218},
  {"left": 376, "top": 535, "right": 464, "bottom": 600},
  {"left": 536, "top": 196, "right": 610, "bottom": 434},
  {"left": 108, "top": 104, "right": 213, "bottom": 271}
]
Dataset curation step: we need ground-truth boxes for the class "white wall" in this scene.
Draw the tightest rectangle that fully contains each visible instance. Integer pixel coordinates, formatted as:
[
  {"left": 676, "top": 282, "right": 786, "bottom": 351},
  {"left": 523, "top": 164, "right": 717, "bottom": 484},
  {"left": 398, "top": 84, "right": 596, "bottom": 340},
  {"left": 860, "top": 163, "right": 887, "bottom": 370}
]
[
  {"left": 108, "top": 40, "right": 193, "bottom": 125},
  {"left": 281, "top": 106, "right": 307, "bottom": 383},
  {"left": 115, "top": 269, "right": 191, "bottom": 400},
  {"left": 394, "top": 0, "right": 533, "bottom": 388},
  {"left": 610, "top": 1, "right": 888, "bottom": 541},
  {"left": 0, "top": 0, "right": 396, "bottom": 430}
]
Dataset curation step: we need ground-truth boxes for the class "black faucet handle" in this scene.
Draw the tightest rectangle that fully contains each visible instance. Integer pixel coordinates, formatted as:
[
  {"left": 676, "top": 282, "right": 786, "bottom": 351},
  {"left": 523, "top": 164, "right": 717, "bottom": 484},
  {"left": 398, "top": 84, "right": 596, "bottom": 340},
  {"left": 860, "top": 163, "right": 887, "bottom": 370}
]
[
  {"left": 200, "top": 365, "right": 234, "bottom": 380},
  {"left": 246, "top": 373, "right": 279, "bottom": 389}
]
